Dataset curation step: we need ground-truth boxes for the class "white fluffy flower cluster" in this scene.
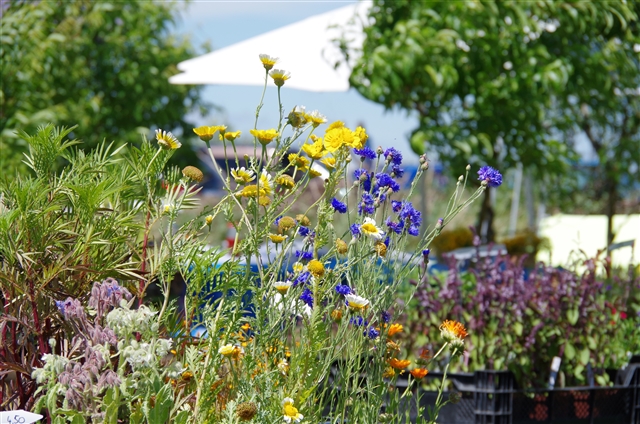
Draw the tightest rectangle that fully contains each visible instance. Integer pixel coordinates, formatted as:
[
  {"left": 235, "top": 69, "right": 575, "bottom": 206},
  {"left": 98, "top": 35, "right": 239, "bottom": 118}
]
[
  {"left": 106, "top": 301, "right": 157, "bottom": 337},
  {"left": 121, "top": 340, "right": 155, "bottom": 369},
  {"left": 32, "top": 353, "right": 70, "bottom": 383}
]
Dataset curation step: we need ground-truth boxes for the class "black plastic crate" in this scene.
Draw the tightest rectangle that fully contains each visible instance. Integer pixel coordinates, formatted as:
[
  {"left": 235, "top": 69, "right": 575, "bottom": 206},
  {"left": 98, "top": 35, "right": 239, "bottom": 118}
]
[{"left": 474, "top": 371, "right": 514, "bottom": 424}]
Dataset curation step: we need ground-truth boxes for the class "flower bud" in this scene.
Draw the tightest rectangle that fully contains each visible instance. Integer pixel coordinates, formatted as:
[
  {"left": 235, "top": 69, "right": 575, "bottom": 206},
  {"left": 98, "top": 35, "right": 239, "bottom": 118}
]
[
  {"left": 376, "top": 146, "right": 384, "bottom": 155},
  {"left": 335, "top": 238, "right": 348, "bottom": 254},
  {"left": 182, "top": 166, "right": 204, "bottom": 183},
  {"left": 419, "top": 154, "right": 427, "bottom": 164},
  {"left": 296, "top": 215, "right": 311, "bottom": 226},
  {"left": 458, "top": 175, "right": 464, "bottom": 182},
  {"left": 421, "top": 162, "right": 429, "bottom": 171},
  {"left": 466, "top": 164, "right": 471, "bottom": 171},
  {"left": 205, "top": 215, "right": 214, "bottom": 225}
]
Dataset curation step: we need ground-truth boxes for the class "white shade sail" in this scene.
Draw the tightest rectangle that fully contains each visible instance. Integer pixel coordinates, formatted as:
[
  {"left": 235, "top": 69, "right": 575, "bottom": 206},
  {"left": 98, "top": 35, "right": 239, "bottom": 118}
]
[{"left": 169, "top": 2, "right": 371, "bottom": 92}]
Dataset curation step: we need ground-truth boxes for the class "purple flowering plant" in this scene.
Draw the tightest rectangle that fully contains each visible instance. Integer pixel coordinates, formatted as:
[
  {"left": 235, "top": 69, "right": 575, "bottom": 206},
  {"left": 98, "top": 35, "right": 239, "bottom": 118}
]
[{"left": 401, "top": 245, "right": 640, "bottom": 389}]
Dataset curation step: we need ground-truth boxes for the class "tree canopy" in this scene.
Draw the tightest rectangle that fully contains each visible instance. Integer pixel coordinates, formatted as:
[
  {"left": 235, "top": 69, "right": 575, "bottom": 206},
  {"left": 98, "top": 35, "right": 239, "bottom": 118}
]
[
  {"left": 350, "top": 1, "right": 639, "bottom": 241},
  {"left": 1, "top": 0, "right": 207, "bottom": 173}
]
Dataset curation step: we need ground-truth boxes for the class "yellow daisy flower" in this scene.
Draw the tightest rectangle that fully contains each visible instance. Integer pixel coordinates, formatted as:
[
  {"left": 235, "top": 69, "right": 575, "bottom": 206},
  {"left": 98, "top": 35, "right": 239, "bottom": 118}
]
[
  {"left": 259, "top": 53, "right": 278, "bottom": 71},
  {"left": 320, "top": 157, "right": 337, "bottom": 170},
  {"left": 301, "top": 136, "right": 325, "bottom": 159},
  {"left": 360, "top": 217, "right": 385, "bottom": 240},
  {"left": 239, "top": 185, "right": 267, "bottom": 198},
  {"left": 324, "top": 127, "right": 357, "bottom": 153},
  {"left": 269, "top": 69, "right": 291, "bottom": 87},
  {"left": 325, "top": 120, "right": 345, "bottom": 133},
  {"left": 276, "top": 174, "right": 296, "bottom": 189},
  {"left": 223, "top": 130, "right": 242, "bottom": 142},
  {"left": 258, "top": 195, "right": 271, "bottom": 206},
  {"left": 292, "top": 262, "right": 304, "bottom": 273},
  {"left": 287, "top": 153, "right": 310, "bottom": 169},
  {"left": 307, "top": 168, "right": 322, "bottom": 178},
  {"left": 353, "top": 126, "right": 368, "bottom": 149},
  {"left": 193, "top": 126, "right": 215, "bottom": 142},
  {"left": 269, "top": 233, "right": 288, "bottom": 244},
  {"left": 274, "top": 280, "right": 292, "bottom": 294},
  {"left": 282, "top": 398, "right": 303, "bottom": 423},
  {"left": 231, "top": 167, "right": 256, "bottom": 184},
  {"left": 259, "top": 171, "right": 273, "bottom": 195},
  {"left": 156, "top": 129, "right": 181, "bottom": 150},
  {"left": 345, "top": 294, "right": 370, "bottom": 311},
  {"left": 250, "top": 128, "right": 279, "bottom": 145},
  {"left": 219, "top": 344, "right": 235, "bottom": 357},
  {"left": 307, "top": 259, "right": 325, "bottom": 278},
  {"left": 305, "top": 110, "right": 327, "bottom": 127}
]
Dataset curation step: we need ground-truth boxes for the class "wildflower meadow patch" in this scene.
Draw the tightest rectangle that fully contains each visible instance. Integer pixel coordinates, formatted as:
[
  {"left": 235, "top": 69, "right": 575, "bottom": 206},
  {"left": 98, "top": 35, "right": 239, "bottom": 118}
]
[{"left": 1, "top": 55, "right": 495, "bottom": 423}]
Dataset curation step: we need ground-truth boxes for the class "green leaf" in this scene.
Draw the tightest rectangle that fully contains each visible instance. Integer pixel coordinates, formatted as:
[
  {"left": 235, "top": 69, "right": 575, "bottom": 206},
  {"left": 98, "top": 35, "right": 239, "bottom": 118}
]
[
  {"left": 103, "top": 387, "right": 119, "bottom": 424},
  {"left": 578, "top": 349, "right": 590, "bottom": 366},
  {"left": 174, "top": 410, "right": 190, "bottom": 424},
  {"left": 567, "top": 309, "right": 579, "bottom": 325},
  {"left": 564, "top": 342, "right": 576, "bottom": 360},
  {"left": 146, "top": 385, "right": 174, "bottom": 424},
  {"left": 513, "top": 321, "right": 524, "bottom": 337}
]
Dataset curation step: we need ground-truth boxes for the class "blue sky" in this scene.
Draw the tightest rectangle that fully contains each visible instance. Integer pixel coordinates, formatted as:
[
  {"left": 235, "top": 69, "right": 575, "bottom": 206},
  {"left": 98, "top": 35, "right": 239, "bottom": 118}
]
[{"left": 174, "top": 1, "right": 421, "bottom": 163}]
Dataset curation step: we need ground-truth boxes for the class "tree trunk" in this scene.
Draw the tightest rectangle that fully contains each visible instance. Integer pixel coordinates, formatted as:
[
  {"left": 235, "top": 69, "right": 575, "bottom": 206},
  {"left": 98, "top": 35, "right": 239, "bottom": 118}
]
[
  {"left": 477, "top": 188, "right": 495, "bottom": 243},
  {"left": 605, "top": 175, "right": 617, "bottom": 255}
]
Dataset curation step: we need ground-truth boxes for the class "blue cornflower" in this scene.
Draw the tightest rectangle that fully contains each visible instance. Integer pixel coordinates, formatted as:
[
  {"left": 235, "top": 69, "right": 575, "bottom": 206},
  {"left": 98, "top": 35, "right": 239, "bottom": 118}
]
[
  {"left": 375, "top": 173, "right": 400, "bottom": 193},
  {"left": 331, "top": 198, "right": 348, "bottom": 214},
  {"left": 391, "top": 165, "right": 404, "bottom": 178},
  {"left": 300, "top": 289, "right": 314, "bottom": 307},
  {"left": 295, "top": 250, "right": 313, "bottom": 260},
  {"left": 294, "top": 271, "right": 312, "bottom": 287},
  {"left": 385, "top": 218, "right": 403, "bottom": 234},
  {"left": 353, "top": 146, "right": 377, "bottom": 160},
  {"left": 408, "top": 225, "right": 420, "bottom": 236},
  {"left": 354, "top": 169, "right": 372, "bottom": 191},
  {"left": 298, "top": 226, "right": 311, "bottom": 237},
  {"left": 422, "top": 249, "right": 431, "bottom": 258},
  {"left": 366, "top": 327, "right": 380, "bottom": 339},
  {"left": 335, "top": 284, "right": 352, "bottom": 295},
  {"left": 477, "top": 166, "right": 503, "bottom": 187},
  {"left": 399, "top": 202, "right": 422, "bottom": 227},
  {"left": 381, "top": 311, "right": 392, "bottom": 323},
  {"left": 350, "top": 316, "right": 368, "bottom": 327},
  {"left": 350, "top": 224, "right": 361, "bottom": 237},
  {"left": 358, "top": 193, "right": 375, "bottom": 215},
  {"left": 391, "top": 200, "right": 403, "bottom": 213},
  {"left": 384, "top": 147, "right": 403, "bottom": 165},
  {"left": 384, "top": 236, "right": 390, "bottom": 247}
]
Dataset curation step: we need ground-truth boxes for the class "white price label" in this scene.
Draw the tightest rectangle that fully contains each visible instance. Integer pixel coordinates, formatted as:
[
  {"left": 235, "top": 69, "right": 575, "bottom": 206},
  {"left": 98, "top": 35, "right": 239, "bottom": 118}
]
[{"left": 0, "top": 410, "right": 43, "bottom": 424}]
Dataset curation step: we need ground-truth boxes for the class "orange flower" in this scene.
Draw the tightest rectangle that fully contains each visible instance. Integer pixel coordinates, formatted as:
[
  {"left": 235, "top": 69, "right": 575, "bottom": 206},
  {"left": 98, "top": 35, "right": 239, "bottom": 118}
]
[
  {"left": 439, "top": 319, "right": 468, "bottom": 341},
  {"left": 387, "top": 323, "right": 403, "bottom": 337},
  {"left": 409, "top": 368, "right": 428, "bottom": 380},
  {"left": 388, "top": 358, "right": 411, "bottom": 370}
]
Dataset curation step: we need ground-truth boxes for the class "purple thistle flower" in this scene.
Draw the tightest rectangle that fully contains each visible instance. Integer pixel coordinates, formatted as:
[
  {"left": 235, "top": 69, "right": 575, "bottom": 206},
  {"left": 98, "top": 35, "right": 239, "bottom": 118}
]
[
  {"left": 300, "top": 289, "right": 314, "bottom": 307},
  {"left": 350, "top": 223, "right": 361, "bottom": 237},
  {"left": 353, "top": 146, "right": 377, "bottom": 160},
  {"left": 331, "top": 198, "right": 348, "bottom": 214},
  {"left": 298, "top": 226, "right": 311, "bottom": 237},
  {"left": 477, "top": 166, "right": 503, "bottom": 187},
  {"left": 366, "top": 327, "right": 380, "bottom": 339},
  {"left": 335, "top": 284, "right": 352, "bottom": 295},
  {"left": 384, "top": 147, "right": 403, "bottom": 165}
]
